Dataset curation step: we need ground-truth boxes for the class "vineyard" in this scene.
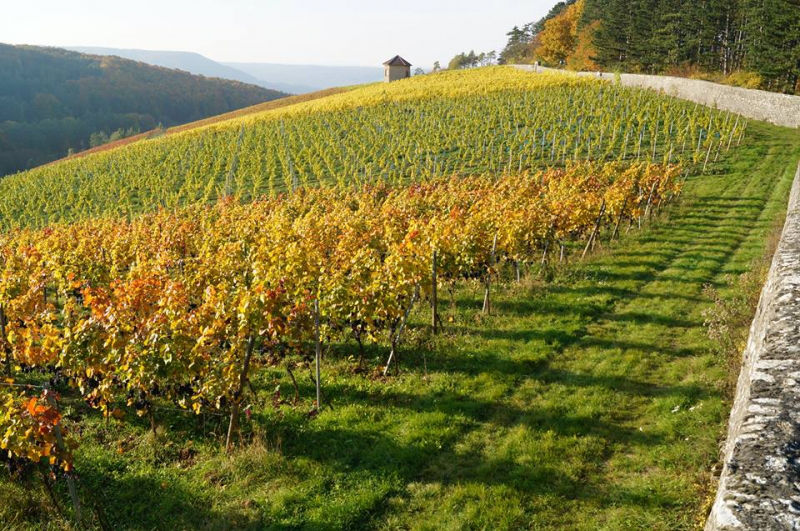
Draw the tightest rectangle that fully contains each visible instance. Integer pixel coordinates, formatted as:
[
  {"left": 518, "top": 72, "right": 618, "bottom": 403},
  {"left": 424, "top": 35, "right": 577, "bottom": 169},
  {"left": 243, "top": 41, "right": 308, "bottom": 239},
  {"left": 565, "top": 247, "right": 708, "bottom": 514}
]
[
  {"left": 0, "top": 68, "right": 741, "bottom": 230},
  {"left": 1, "top": 161, "right": 679, "bottom": 463},
  {"left": 1, "top": 66, "right": 796, "bottom": 528}
]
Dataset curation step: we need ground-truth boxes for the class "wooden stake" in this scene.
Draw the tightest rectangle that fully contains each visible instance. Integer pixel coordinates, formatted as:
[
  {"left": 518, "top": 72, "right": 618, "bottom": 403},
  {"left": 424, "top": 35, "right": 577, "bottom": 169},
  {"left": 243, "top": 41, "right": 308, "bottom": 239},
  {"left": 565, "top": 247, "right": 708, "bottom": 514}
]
[
  {"left": 581, "top": 200, "right": 606, "bottom": 260},
  {"left": 286, "top": 364, "right": 300, "bottom": 404},
  {"left": 727, "top": 116, "right": 739, "bottom": 151},
  {"left": 226, "top": 335, "right": 255, "bottom": 453},
  {"left": 643, "top": 181, "right": 658, "bottom": 220},
  {"left": 482, "top": 234, "right": 498, "bottom": 315},
  {"left": 44, "top": 386, "right": 81, "bottom": 524},
  {"left": 0, "top": 305, "right": 9, "bottom": 376},
  {"left": 314, "top": 298, "right": 321, "bottom": 409},
  {"left": 636, "top": 129, "right": 643, "bottom": 161},
  {"left": 612, "top": 196, "right": 629, "bottom": 241},
  {"left": 702, "top": 138, "right": 714, "bottom": 172},
  {"left": 383, "top": 287, "right": 419, "bottom": 376},
  {"left": 431, "top": 250, "right": 438, "bottom": 335},
  {"left": 540, "top": 239, "right": 550, "bottom": 267}
]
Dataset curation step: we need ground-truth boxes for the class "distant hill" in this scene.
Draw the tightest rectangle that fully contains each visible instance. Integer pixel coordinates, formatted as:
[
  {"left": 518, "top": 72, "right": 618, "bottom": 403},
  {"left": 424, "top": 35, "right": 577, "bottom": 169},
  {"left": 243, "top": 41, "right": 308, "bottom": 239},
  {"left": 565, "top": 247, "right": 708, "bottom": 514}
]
[
  {"left": 67, "top": 47, "right": 385, "bottom": 94},
  {"left": 67, "top": 46, "right": 269, "bottom": 87},
  {"left": 0, "top": 44, "right": 286, "bottom": 176},
  {"left": 224, "top": 63, "right": 384, "bottom": 93}
]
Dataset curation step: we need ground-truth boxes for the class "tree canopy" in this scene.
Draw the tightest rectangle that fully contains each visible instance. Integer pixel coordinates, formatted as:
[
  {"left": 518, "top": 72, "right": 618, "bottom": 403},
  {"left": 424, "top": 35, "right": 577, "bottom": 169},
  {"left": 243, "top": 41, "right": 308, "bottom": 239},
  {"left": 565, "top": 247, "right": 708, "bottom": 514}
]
[
  {"left": 448, "top": 50, "right": 497, "bottom": 70},
  {"left": 584, "top": 0, "right": 799, "bottom": 93},
  {"left": 496, "top": 0, "right": 799, "bottom": 94}
]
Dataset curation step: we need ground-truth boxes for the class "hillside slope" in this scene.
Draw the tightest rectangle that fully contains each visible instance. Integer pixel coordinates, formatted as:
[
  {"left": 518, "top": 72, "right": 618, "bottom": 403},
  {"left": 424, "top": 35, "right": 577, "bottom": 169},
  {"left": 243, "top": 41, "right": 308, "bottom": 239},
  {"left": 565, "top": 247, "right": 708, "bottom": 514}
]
[
  {"left": 0, "top": 44, "right": 287, "bottom": 176},
  {"left": 0, "top": 67, "right": 737, "bottom": 230},
  {"left": 42, "top": 85, "right": 355, "bottom": 166}
]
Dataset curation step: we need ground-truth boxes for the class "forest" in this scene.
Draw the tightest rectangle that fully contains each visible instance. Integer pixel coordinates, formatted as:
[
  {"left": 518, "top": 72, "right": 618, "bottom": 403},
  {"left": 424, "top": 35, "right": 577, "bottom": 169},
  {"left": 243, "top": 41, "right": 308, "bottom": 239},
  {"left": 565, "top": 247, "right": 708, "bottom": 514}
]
[
  {"left": 499, "top": 0, "right": 800, "bottom": 94},
  {"left": 0, "top": 44, "right": 286, "bottom": 176}
]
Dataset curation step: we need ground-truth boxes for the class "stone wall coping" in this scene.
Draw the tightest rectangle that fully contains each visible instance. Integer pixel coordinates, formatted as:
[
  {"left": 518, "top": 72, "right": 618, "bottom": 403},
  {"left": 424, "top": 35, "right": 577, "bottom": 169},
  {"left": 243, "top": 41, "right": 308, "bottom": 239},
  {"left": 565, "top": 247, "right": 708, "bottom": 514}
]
[{"left": 705, "top": 161, "right": 800, "bottom": 530}]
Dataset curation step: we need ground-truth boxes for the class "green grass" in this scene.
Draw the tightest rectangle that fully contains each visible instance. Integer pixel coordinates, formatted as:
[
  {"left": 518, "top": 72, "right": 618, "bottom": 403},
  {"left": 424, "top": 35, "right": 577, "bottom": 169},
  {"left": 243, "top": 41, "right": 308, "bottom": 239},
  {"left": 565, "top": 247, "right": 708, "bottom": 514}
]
[{"left": 2, "top": 121, "right": 798, "bottom": 530}]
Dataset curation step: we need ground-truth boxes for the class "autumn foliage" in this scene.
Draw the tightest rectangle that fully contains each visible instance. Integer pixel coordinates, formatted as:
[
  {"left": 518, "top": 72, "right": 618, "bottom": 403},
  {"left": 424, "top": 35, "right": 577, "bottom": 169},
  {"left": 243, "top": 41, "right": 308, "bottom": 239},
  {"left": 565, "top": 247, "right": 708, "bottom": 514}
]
[
  {"left": 1, "top": 388, "right": 75, "bottom": 471},
  {"left": 537, "top": 0, "right": 584, "bottom": 65},
  {"left": 534, "top": 0, "right": 599, "bottom": 71},
  {"left": 0, "top": 161, "right": 682, "bottom": 464}
]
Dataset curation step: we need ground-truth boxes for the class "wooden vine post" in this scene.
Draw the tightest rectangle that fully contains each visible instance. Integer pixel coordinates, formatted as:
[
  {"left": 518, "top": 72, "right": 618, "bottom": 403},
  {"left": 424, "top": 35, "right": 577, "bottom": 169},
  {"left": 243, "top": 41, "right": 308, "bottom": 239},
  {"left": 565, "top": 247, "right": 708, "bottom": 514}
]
[
  {"left": 44, "top": 385, "right": 81, "bottom": 524},
  {"left": 540, "top": 240, "right": 550, "bottom": 268},
  {"left": 0, "top": 304, "right": 9, "bottom": 375},
  {"left": 314, "top": 297, "right": 322, "bottom": 409},
  {"left": 482, "top": 234, "right": 498, "bottom": 315},
  {"left": 383, "top": 286, "right": 419, "bottom": 376},
  {"left": 611, "top": 195, "right": 629, "bottom": 241},
  {"left": 431, "top": 250, "right": 439, "bottom": 335},
  {"left": 702, "top": 136, "right": 714, "bottom": 172},
  {"left": 582, "top": 199, "right": 606, "bottom": 260},
  {"left": 226, "top": 334, "right": 255, "bottom": 454},
  {"left": 727, "top": 116, "right": 739, "bottom": 151},
  {"left": 643, "top": 181, "right": 658, "bottom": 220}
]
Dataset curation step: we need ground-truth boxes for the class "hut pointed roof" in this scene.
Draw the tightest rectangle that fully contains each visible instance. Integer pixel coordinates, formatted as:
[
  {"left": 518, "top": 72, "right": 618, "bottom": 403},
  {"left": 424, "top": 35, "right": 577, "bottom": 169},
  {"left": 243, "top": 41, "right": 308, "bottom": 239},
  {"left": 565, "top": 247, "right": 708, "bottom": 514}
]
[{"left": 383, "top": 55, "right": 412, "bottom": 67}]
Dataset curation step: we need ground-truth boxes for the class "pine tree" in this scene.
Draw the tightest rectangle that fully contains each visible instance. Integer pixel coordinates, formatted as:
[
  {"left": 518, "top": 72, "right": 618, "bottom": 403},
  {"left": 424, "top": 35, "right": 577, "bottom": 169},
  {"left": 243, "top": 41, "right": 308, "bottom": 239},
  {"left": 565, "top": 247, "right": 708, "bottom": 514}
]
[
  {"left": 590, "top": 0, "right": 632, "bottom": 66},
  {"left": 744, "top": 0, "right": 800, "bottom": 92}
]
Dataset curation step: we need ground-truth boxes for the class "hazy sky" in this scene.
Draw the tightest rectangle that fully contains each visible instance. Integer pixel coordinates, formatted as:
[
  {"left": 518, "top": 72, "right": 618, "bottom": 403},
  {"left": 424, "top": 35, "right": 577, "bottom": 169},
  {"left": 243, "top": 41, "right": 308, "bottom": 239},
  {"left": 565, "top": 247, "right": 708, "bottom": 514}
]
[{"left": 1, "top": 0, "right": 556, "bottom": 67}]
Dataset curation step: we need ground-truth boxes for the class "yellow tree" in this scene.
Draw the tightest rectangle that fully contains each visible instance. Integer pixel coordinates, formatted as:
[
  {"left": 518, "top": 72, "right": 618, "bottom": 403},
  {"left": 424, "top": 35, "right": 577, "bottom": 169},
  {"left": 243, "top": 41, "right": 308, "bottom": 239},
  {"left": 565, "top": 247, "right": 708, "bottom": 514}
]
[
  {"left": 567, "top": 19, "right": 600, "bottom": 71},
  {"left": 536, "top": 0, "right": 585, "bottom": 66}
]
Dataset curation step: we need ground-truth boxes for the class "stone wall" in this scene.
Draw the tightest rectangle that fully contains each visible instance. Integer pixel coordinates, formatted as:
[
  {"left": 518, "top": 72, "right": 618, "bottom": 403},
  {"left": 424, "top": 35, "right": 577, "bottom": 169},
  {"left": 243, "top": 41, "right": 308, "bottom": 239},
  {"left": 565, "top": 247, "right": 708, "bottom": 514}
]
[
  {"left": 705, "top": 161, "right": 800, "bottom": 529},
  {"left": 512, "top": 65, "right": 800, "bottom": 129}
]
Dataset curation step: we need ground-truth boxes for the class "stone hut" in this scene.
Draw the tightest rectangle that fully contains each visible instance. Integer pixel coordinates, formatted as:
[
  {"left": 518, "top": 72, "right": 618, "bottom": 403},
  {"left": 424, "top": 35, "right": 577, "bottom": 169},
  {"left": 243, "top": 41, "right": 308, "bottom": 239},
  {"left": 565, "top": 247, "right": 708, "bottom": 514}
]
[{"left": 383, "top": 55, "right": 411, "bottom": 82}]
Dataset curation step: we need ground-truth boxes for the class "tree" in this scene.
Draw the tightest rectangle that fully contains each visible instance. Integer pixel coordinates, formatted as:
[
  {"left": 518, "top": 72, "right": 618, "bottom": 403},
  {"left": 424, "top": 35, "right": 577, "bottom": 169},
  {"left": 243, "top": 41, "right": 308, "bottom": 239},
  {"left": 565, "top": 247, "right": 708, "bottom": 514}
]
[
  {"left": 744, "top": 0, "right": 800, "bottom": 92},
  {"left": 448, "top": 50, "right": 496, "bottom": 70},
  {"left": 448, "top": 53, "right": 468, "bottom": 70},
  {"left": 578, "top": 0, "right": 796, "bottom": 92},
  {"left": 413, "top": 67, "right": 425, "bottom": 76},
  {"left": 499, "top": 25, "right": 535, "bottom": 64},
  {"left": 567, "top": 20, "right": 600, "bottom": 71},
  {"left": 587, "top": 0, "right": 631, "bottom": 67},
  {"left": 497, "top": 0, "right": 581, "bottom": 65},
  {"left": 536, "top": 0, "right": 584, "bottom": 66}
]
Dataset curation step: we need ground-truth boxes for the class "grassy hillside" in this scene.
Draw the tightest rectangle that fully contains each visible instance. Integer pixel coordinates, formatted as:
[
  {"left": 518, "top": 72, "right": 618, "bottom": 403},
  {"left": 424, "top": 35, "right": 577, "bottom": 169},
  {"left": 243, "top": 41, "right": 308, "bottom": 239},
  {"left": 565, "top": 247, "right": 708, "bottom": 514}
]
[{"left": 0, "top": 44, "right": 287, "bottom": 176}]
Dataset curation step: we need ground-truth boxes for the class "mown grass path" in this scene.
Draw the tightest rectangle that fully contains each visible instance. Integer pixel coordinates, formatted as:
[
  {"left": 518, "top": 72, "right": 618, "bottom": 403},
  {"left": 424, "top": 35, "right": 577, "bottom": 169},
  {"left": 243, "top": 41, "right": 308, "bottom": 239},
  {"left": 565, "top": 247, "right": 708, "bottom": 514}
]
[
  {"left": 357, "top": 121, "right": 799, "bottom": 530},
  {"left": 2, "top": 123, "right": 798, "bottom": 530}
]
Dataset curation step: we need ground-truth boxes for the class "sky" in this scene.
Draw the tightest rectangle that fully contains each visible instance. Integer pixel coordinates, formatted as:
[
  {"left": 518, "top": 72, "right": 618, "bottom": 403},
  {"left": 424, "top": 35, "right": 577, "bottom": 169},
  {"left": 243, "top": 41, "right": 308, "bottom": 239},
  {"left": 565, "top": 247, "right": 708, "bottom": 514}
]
[{"left": 0, "top": 0, "right": 556, "bottom": 68}]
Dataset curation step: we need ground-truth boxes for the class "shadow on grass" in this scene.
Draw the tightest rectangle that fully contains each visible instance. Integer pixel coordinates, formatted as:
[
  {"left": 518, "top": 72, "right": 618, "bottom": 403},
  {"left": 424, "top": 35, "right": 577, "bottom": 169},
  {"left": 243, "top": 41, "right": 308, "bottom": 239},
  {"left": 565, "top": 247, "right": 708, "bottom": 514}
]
[{"left": 77, "top": 467, "right": 228, "bottom": 530}]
